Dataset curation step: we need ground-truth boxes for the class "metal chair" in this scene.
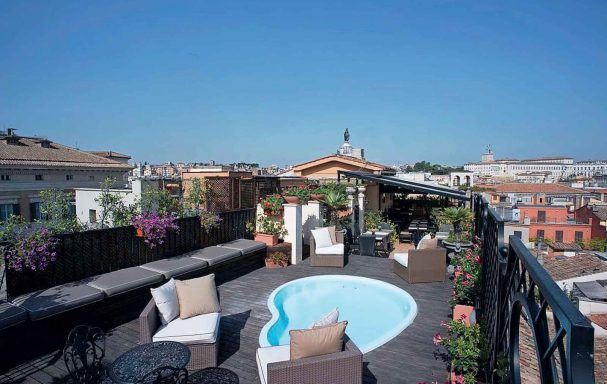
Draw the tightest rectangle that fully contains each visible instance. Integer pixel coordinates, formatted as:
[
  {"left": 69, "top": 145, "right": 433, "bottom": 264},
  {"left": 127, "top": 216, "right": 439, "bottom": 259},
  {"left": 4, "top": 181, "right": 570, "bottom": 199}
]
[
  {"left": 359, "top": 234, "right": 376, "bottom": 257},
  {"left": 137, "top": 366, "right": 188, "bottom": 384},
  {"left": 63, "top": 325, "right": 107, "bottom": 384}
]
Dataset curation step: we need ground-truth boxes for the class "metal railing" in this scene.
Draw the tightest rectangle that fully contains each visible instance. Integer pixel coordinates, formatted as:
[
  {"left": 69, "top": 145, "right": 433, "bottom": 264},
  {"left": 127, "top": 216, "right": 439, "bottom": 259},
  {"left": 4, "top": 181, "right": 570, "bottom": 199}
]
[{"left": 473, "top": 194, "right": 595, "bottom": 384}]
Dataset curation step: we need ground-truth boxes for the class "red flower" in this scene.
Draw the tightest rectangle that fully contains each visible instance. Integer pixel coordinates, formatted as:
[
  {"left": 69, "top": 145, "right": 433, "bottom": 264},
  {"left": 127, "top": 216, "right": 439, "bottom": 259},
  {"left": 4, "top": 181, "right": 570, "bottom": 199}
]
[{"left": 432, "top": 333, "right": 442, "bottom": 345}]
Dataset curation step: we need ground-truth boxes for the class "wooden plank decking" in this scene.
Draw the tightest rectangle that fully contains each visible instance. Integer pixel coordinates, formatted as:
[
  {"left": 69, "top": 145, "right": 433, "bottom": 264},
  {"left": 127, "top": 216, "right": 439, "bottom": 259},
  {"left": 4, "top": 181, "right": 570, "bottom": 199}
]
[{"left": 1, "top": 255, "right": 452, "bottom": 384}]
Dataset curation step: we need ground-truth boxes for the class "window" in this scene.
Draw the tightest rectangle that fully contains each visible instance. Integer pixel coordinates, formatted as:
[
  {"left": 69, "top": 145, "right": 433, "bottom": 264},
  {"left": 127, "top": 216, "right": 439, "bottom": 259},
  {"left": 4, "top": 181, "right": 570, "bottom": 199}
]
[
  {"left": 89, "top": 209, "right": 97, "bottom": 223},
  {"left": 537, "top": 211, "right": 546, "bottom": 223},
  {"left": 89, "top": 175, "right": 95, "bottom": 181},
  {"left": 0, "top": 204, "right": 15, "bottom": 220},
  {"left": 514, "top": 231, "right": 523, "bottom": 239},
  {"left": 575, "top": 231, "right": 584, "bottom": 242},
  {"left": 537, "top": 230, "right": 545, "bottom": 241},
  {"left": 555, "top": 230, "right": 564, "bottom": 242},
  {"left": 66, "top": 174, "right": 74, "bottom": 181},
  {"left": 30, "top": 202, "right": 44, "bottom": 221},
  {"left": 35, "top": 174, "right": 43, "bottom": 181},
  {"left": 0, "top": 175, "right": 10, "bottom": 181}
]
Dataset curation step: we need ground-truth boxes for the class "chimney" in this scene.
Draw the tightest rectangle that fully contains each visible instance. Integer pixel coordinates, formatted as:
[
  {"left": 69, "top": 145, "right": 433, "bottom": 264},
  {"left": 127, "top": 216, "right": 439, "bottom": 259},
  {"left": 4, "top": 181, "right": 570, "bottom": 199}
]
[{"left": 6, "top": 128, "right": 15, "bottom": 136}]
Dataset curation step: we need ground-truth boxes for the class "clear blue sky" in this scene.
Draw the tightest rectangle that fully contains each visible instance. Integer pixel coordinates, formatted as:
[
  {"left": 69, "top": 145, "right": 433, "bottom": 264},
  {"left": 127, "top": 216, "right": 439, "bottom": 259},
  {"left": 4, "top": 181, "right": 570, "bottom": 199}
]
[{"left": 1, "top": 1, "right": 606, "bottom": 166}]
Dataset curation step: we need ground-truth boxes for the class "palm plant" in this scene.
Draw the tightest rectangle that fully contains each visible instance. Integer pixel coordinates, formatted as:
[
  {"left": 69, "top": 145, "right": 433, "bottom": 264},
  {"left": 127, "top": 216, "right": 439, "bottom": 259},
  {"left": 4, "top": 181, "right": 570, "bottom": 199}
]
[{"left": 321, "top": 190, "right": 349, "bottom": 227}]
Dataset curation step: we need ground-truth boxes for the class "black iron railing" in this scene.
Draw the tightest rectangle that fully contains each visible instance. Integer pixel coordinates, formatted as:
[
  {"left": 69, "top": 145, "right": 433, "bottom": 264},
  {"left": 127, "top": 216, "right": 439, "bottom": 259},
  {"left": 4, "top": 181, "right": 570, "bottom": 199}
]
[
  {"left": 473, "top": 194, "right": 595, "bottom": 384},
  {"left": 3, "top": 208, "right": 255, "bottom": 299}
]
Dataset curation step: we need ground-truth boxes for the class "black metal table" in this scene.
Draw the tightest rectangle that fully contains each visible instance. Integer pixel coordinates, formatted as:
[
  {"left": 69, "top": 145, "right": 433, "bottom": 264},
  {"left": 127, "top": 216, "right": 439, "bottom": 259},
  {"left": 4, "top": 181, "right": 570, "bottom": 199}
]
[
  {"left": 189, "top": 367, "right": 239, "bottom": 384},
  {"left": 109, "top": 341, "right": 191, "bottom": 384}
]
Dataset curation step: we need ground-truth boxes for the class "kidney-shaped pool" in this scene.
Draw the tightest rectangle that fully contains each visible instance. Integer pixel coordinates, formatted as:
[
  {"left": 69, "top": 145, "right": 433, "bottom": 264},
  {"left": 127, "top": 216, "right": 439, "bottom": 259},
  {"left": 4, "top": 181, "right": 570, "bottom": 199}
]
[{"left": 258, "top": 275, "right": 418, "bottom": 353}]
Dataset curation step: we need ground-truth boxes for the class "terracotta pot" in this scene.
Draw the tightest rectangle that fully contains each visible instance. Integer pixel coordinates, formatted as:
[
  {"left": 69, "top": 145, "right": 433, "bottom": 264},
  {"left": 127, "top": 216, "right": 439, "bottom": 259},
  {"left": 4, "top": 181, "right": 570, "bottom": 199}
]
[
  {"left": 283, "top": 196, "right": 300, "bottom": 204},
  {"left": 135, "top": 228, "right": 144, "bottom": 237},
  {"left": 255, "top": 233, "right": 279, "bottom": 246},
  {"left": 310, "top": 194, "right": 324, "bottom": 201},
  {"left": 453, "top": 304, "right": 476, "bottom": 326},
  {"left": 265, "top": 259, "right": 288, "bottom": 268}
]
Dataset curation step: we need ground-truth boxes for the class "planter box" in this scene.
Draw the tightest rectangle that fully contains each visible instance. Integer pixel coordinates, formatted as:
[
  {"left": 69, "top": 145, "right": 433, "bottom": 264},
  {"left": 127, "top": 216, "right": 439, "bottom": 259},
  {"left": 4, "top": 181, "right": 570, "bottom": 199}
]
[
  {"left": 453, "top": 304, "right": 476, "bottom": 325},
  {"left": 283, "top": 196, "right": 300, "bottom": 204},
  {"left": 255, "top": 233, "right": 279, "bottom": 247},
  {"left": 265, "top": 259, "right": 289, "bottom": 268}
]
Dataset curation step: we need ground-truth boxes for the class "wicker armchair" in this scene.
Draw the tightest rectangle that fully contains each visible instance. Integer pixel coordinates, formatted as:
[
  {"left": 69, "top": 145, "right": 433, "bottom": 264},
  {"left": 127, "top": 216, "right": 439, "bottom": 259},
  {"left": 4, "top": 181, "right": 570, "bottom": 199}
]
[
  {"left": 139, "top": 299, "right": 219, "bottom": 370},
  {"left": 309, "top": 230, "right": 348, "bottom": 267},
  {"left": 393, "top": 248, "right": 447, "bottom": 283},
  {"left": 257, "top": 336, "right": 363, "bottom": 384}
]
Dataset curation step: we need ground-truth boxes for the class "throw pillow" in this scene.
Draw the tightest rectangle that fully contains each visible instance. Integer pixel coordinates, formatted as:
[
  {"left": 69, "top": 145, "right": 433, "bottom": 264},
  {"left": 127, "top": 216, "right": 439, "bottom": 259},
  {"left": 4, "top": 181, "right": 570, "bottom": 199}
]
[
  {"left": 419, "top": 237, "right": 438, "bottom": 250},
  {"left": 311, "top": 228, "right": 333, "bottom": 249},
  {"left": 290, "top": 321, "right": 348, "bottom": 360},
  {"left": 150, "top": 278, "right": 179, "bottom": 325},
  {"left": 327, "top": 226, "right": 338, "bottom": 244},
  {"left": 175, "top": 274, "right": 221, "bottom": 319},
  {"left": 310, "top": 307, "right": 339, "bottom": 328}
]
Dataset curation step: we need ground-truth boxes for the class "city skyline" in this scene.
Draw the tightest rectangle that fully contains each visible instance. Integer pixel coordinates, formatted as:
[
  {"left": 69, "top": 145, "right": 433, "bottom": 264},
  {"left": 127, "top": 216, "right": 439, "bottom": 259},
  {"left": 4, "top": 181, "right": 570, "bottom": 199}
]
[{"left": 2, "top": 1, "right": 607, "bottom": 165}]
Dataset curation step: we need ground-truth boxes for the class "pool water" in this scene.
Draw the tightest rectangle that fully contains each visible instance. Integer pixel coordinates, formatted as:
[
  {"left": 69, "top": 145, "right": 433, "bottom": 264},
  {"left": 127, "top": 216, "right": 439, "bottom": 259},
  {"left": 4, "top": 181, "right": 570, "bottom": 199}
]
[{"left": 259, "top": 275, "right": 418, "bottom": 353}]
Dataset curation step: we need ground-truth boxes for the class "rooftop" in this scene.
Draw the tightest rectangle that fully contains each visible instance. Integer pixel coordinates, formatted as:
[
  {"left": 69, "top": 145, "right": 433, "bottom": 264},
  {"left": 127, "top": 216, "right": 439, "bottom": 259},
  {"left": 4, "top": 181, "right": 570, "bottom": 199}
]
[
  {"left": 488, "top": 183, "right": 586, "bottom": 195},
  {"left": 543, "top": 254, "right": 607, "bottom": 281}
]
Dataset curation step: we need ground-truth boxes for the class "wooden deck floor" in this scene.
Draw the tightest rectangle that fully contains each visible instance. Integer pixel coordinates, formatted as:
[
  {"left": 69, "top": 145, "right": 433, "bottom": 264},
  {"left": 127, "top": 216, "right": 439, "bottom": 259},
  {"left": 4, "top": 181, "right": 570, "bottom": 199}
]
[{"left": 1, "top": 255, "right": 452, "bottom": 384}]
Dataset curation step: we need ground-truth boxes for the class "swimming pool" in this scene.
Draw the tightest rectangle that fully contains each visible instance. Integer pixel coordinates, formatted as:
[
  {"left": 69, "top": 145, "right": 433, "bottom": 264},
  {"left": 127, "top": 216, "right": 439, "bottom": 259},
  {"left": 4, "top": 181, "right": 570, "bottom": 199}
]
[{"left": 258, "top": 275, "right": 418, "bottom": 353}]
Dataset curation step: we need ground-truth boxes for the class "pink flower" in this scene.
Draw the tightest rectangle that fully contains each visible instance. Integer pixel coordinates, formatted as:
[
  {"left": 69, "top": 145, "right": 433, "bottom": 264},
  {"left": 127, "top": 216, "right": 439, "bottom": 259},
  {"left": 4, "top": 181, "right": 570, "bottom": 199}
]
[
  {"left": 432, "top": 333, "right": 442, "bottom": 345},
  {"left": 455, "top": 374, "right": 465, "bottom": 384},
  {"left": 454, "top": 271, "right": 461, "bottom": 278},
  {"left": 474, "top": 255, "right": 481, "bottom": 263},
  {"left": 460, "top": 313, "right": 467, "bottom": 320},
  {"left": 465, "top": 273, "right": 472, "bottom": 280}
]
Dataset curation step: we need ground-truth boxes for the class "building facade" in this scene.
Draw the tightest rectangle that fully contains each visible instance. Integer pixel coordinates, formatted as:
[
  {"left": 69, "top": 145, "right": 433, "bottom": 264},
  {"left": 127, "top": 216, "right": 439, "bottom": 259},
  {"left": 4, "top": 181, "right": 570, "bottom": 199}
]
[{"left": 0, "top": 129, "right": 133, "bottom": 221}]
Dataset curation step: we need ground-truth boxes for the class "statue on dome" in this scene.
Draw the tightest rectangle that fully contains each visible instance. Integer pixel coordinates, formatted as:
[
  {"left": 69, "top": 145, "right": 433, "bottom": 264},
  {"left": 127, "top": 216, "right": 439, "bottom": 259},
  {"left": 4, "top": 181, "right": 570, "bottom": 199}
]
[{"left": 344, "top": 128, "right": 350, "bottom": 142}]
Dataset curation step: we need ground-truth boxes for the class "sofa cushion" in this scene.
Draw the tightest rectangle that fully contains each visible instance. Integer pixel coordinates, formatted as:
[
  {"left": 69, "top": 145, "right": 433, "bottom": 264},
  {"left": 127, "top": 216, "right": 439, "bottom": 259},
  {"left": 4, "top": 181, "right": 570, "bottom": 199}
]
[
  {"left": 394, "top": 253, "right": 409, "bottom": 267},
  {"left": 311, "top": 228, "right": 333, "bottom": 249},
  {"left": 140, "top": 256, "right": 208, "bottom": 279},
  {"left": 0, "top": 301, "right": 28, "bottom": 330},
  {"left": 175, "top": 274, "right": 221, "bottom": 319},
  {"left": 290, "top": 321, "right": 348, "bottom": 360},
  {"left": 86, "top": 267, "right": 163, "bottom": 297},
  {"left": 217, "top": 239, "right": 266, "bottom": 255},
  {"left": 13, "top": 282, "right": 104, "bottom": 321},
  {"left": 315, "top": 243, "right": 344, "bottom": 255},
  {"left": 151, "top": 279, "right": 179, "bottom": 325},
  {"left": 310, "top": 307, "right": 339, "bottom": 328},
  {"left": 153, "top": 311, "right": 220, "bottom": 344},
  {"left": 416, "top": 234, "right": 432, "bottom": 250},
  {"left": 188, "top": 246, "right": 241, "bottom": 266},
  {"left": 256, "top": 345, "right": 290, "bottom": 384}
]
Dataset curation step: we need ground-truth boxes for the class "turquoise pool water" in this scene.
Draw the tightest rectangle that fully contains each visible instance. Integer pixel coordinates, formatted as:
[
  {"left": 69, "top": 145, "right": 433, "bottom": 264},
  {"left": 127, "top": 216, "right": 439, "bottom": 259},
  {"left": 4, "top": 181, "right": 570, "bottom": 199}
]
[{"left": 258, "top": 275, "right": 418, "bottom": 353}]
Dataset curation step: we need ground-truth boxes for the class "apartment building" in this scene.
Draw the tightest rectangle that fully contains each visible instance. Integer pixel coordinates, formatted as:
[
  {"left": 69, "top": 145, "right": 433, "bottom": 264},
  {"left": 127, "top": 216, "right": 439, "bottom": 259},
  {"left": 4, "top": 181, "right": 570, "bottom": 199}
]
[{"left": 0, "top": 129, "right": 133, "bottom": 221}]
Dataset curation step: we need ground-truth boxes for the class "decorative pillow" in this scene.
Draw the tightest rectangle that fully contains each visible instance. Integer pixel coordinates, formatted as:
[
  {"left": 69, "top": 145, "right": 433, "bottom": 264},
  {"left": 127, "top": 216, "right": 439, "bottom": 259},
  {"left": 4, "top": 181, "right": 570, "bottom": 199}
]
[
  {"left": 150, "top": 278, "right": 179, "bottom": 325},
  {"left": 327, "top": 226, "right": 338, "bottom": 245},
  {"left": 311, "top": 228, "right": 333, "bottom": 249},
  {"left": 175, "top": 274, "right": 221, "bottom": 319},
  {"left": 419, "top": 237, "right": 438, "bottom": 250},
  {"left": 290, "top": 321, "right": 348, "bottom": 360},
  {"left": 310, "top": 307, "right": 339, "bottom": 328}
]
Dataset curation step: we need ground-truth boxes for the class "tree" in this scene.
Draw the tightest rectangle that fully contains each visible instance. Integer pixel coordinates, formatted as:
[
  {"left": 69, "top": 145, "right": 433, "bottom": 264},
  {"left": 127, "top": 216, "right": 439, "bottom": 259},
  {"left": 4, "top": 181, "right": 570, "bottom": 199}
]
[
  {"left": 95, "top": 177, "right": 124, "bottom": 228},
  {"left": 140, "top": 187, "right": 180, "bottom": 217},
  {"left": 39, "top": 189, "right": 84, "bottom": 234},
  {"left": 185, "top": 178, "right": 207, "bottom": 215}
]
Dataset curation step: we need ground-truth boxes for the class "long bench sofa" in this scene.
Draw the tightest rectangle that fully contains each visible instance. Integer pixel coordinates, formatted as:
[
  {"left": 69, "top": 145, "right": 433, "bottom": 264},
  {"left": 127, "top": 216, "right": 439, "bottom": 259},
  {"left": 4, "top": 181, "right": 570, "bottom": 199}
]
[{"left": 0, "top": 239, "right": 266, "bottom": 331}]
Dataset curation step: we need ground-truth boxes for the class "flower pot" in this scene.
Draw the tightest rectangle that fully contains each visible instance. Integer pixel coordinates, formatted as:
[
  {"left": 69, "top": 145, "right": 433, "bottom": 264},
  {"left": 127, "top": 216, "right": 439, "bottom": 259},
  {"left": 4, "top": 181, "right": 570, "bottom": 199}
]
[
  {"left": 453, "top": 304, "right": 476, "bottom": 326},
  {"left": 283, "top": 196, "right": 300, "bottom": 204},
  {"left": 135, "top": 228, "right": 144, "bottom": 237},
  {"left": 310, "top": 193, "right": 324, "bottom": 201},
  {"left": 265, "top": 259, "right": 288, "bottom": 268},
  {"left": 255, "top": 233, "right": 279, "bottom": 247}
]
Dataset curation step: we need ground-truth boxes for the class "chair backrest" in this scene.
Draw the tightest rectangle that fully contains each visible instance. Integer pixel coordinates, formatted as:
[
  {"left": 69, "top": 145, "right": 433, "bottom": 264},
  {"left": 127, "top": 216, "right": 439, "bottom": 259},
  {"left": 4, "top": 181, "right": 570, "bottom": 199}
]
[
  {"left": 137, "top": 366, "right": 188, "bottom": 384},
  {"left": 359, "top": 234, "right": 376, "bottom": 256},
  {"left": 63, "top": 325, "right": 106, "bottom": 384}
]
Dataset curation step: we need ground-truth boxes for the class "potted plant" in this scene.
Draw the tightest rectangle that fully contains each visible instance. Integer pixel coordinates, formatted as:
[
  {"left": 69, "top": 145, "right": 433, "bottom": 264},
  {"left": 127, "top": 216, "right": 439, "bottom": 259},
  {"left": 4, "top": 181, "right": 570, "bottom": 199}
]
[
  {"left": 260, "top": 194, "right": 285, "bottom": 216},
  {"left": 364, "top": 210, "right": 383, "bottom": 233},
  {"left": 4, "top": 227, "right": 59, "bottom": 272},
  {"left": 309, "top": 185, "right": 325, "bottom": 201},
  {"left": 434, "top": 316, "right": 483, "bottom": 384},
  {"left": 131, "top": 213, "right": 180, "bottom": 248},
  {"left": 321, "top": 190, "right": 350, "bottom": 228},
  {"left": 254, "top": 215, "right": 287, "bottom": 246},
  {"left": 265, "top": 251, "right": 289, "bottom": 268},
  {"left": 282, "top": 186, "right": 310, "bottom": 204},
  {"left": 436, "top": 207, "right": 474, "bottom": 250}
]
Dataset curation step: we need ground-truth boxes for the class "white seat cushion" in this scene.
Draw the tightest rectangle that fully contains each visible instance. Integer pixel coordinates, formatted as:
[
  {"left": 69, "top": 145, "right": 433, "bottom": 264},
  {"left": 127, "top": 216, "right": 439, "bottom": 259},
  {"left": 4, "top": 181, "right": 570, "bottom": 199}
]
[
  {"left": 416, "top": 234, "right": 432, "bottom": 250},
  {"left": 256, "top": 345, "right": 290, "bottom": 384},
  {"left": 394, "top": 253, "right": 409, "bottom": 267},
  {"left": 315, "top": 243, "right": 344, "bottom": 255},
  {"left": 311, "top": 228, "right": 333, "bottom": 249},
  {"left": 153, "top": 312, "right": 220, "bottom": 344}
]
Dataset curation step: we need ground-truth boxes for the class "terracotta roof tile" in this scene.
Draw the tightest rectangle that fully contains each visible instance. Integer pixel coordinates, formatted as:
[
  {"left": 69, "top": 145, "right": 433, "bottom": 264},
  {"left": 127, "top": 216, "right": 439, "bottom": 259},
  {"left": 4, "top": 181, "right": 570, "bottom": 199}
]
[
  {"left": 543, "top": 254, "right": 607, "bottom": 281},
  {"left": 491, "top": 183, "right": 586, "bottom": 194},
  {"left": 0, "top": 135, "right": 132, "bottom": 170}
]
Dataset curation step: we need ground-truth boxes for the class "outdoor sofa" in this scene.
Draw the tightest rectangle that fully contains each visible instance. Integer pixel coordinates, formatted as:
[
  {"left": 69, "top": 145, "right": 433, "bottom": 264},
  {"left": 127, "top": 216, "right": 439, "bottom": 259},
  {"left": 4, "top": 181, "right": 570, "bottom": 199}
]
[
  {"left": 393, "top": 234, "right": 446, "bottom": 283},
  {"left": 310, "top": 227, "right": 348, "bottom": 267}
]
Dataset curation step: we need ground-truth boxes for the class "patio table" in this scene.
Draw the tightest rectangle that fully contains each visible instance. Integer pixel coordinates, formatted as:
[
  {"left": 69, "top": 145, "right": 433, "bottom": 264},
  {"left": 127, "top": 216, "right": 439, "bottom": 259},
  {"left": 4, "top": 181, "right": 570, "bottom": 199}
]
[
  {"left": 364, "top": 230, "right": 391, "bottom": 254},
  {"left": 109, "top": 341, "right": 190, "bottom": 384}
]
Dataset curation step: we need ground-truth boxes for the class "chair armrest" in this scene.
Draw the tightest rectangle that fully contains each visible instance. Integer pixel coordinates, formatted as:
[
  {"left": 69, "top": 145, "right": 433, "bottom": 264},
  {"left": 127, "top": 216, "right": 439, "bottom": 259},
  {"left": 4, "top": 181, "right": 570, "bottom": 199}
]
[
  {"left": 139, "top": 299, "right": 158, "bottom": 344},
  {"left": 408, "top": 248, "right": 447, "bottom": 269},
  {"left": 309, "top": 235, "right": 317, "bottom": 258},
  {"left": 335, "top": 230, "right": 345, "bottom": 244},
  {"left": 267, "top": 342, "right": 362, "bottom": 384}
]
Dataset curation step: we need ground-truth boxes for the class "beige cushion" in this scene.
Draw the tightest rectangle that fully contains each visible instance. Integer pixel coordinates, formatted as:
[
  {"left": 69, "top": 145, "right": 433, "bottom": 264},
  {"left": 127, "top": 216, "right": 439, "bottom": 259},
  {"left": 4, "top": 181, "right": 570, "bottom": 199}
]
[
  {"left": 153, "top": 312, "right": 220, "bottom": 344},
  {"left": 394, "top": 253, "right": 409, "bottom": 267},
  {"left": 419, "top": 237, "right": 438, "bottom": 250},
  {"left": 256, "top": 345, "right": 290, "bottom": 384},
  {"left": 327, "top": 226, "right": 337, "bottom": 244},
  {"left": 315, "top": 243, "right": 344, "bottom": 255},
  {"left": 289, "top": 321, "right": 347, "bottom": 360},
  {"left": 175, "top": 274, "right": 220, "bottom": 319}
]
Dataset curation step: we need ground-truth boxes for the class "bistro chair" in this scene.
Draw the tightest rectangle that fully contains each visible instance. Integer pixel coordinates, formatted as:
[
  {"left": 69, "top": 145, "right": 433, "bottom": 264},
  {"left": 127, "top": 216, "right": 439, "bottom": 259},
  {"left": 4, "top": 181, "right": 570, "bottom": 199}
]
[
  {"left": 359, "top": 233, "right": 376, "bottom": 257},
  {"left": 63, "top": 325, "right": 108, "bottom": 384},
  {"left": 137, "top": 366, "right": 188, "bottom": 384}
]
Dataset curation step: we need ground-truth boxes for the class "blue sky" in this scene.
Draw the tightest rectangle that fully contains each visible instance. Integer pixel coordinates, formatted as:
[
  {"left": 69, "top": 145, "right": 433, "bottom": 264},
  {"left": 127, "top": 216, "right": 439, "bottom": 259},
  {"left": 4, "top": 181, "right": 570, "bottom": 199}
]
[{"left": 1, "top": 1, "right": 606, "bottom": 166}]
